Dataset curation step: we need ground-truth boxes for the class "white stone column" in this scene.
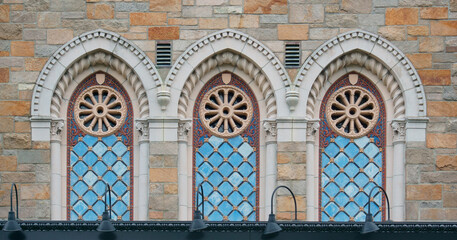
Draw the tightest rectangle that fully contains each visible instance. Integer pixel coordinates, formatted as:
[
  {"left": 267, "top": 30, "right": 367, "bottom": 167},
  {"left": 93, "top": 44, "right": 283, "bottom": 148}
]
[
  {"left": 50, "top": 119, "right": 64, "bottom": 220},
  {"left": 263, "top": 120, "right": 277, "bottom": 220},
  {"left": 135, "top": 119, "right": 150, "bottom": 220},
  {"left": 391, "top": 120, "right": 406, "bottom": 221},
  {"left": 305, "top": 120, "right": 319, "bottom": 221},
  {"left": 177, "top": 119, "right": 191, "bottom": 220}
]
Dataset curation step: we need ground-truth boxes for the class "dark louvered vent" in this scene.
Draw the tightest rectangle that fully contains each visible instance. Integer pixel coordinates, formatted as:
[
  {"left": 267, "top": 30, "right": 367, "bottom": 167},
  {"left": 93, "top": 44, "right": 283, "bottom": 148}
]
[
  {"left": 156, "top": 41, "right": 172, "bottom": 67},
  {"left": 285, "top": 42, "right": 301, "bottom": 68}
]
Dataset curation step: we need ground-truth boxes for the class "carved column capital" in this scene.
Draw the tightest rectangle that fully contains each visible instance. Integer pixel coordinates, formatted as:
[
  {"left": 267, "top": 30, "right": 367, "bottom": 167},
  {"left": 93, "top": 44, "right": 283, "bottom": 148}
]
[
  {"left": 135, "top": 119, "right": 149, "bottom": 142},
  {"left": 392, "top": 119, "right": 406, "bottom": 143},
  {"left": 306, "top": 120, "right": 320, "bottom": 142},
  {"left": 178, "top": 119, "right": 192, "bottom": 142},
  {"left": 50, "top": 119, "right": 64, "bottom": 141},
  {"left": 263, "top": 120, "right": 277, "bottom": 142}
]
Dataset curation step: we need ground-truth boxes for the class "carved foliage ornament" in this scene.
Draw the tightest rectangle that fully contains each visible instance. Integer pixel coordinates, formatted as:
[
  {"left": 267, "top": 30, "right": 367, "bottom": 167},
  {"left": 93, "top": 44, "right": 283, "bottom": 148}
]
[
  {"left": 326, "top": 86, "right": 379, "bottom": 138},
  {"left": 199, "top": 85, "right": 253, "bottom": 138},
  {"left": 74, "top": 85, "right": 127, "bottom": 137}
]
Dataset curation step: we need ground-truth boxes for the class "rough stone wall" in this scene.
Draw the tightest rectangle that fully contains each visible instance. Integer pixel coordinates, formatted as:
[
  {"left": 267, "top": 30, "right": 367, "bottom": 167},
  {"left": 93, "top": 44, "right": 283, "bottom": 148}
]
[{"left": 0, "top": 0, "right": 456, "bottom": 221}]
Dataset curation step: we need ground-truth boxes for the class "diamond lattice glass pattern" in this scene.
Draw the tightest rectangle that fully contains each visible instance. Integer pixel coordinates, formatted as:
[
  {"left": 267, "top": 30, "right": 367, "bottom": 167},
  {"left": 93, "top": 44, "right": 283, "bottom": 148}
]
[
  {"left": 70, "top": 134, "right": 131, "bottom": 221},
  {"left": 195, "top": 135, "right": 256, "bottom": 221},
  {"left": 321, "top": 136, "right": 383, "bottom": 222}
]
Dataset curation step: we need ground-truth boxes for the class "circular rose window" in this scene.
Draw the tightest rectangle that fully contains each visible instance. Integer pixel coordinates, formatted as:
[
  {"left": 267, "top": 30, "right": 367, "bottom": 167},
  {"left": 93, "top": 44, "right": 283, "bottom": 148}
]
[
  {"left": 74, "top": 85, "right": 127, "bottom": 137},
  {"left": 199, "top": 85, "right": 253, "bottom": 138},
  {"left": 326, "top": 86, "right": 379, "bottom": 138}
]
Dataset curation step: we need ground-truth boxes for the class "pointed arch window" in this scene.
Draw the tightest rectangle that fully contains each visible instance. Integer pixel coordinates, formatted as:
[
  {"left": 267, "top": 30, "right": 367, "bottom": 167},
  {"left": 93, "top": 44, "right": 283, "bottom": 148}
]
[
  {"left": 319, "top": 73, "right": 386, "bottom": 222},
  {"left": 193, "top": 72, "right": 259, "bottom": 221},
  {"left": 67, "top": 72, "right": 134, "bottom": 221}
]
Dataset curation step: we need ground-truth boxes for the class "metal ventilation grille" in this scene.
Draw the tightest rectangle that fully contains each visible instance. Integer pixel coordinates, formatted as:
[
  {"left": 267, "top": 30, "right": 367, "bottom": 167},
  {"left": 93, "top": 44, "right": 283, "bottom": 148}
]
[
  {"left": 285, "top": 42, "right": 301, "bottom": 68},
  {"left": 156, "top": 41, "right": 172, "bottom": 67}
]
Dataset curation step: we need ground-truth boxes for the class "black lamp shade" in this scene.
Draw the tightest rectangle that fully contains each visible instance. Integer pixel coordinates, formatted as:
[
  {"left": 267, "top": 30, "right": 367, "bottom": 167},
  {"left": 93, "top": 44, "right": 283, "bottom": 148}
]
[
  {"left": 189, "top": 210, "right": 207, "bottom": 232},
  {"left": 3, "top": 211, "right": 22, "bottom": 232},
  {"left": 361, "top": 213, "right": 379, "bottom": 234},
  {"left": 264, "top": 213, "right": 282, "bottom": 235},
  {"left": 97, "top": 211, "right": 115, "bottom": 232}
]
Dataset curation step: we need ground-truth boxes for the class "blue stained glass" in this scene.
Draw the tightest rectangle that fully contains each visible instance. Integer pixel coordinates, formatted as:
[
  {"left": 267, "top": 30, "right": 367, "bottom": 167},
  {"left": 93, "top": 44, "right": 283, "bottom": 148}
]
[
  {"left": 238, "top": 163, "right": 253, "bottom": 176},
  {"left": 230, "top": 153, "right": 243, "bottom": 167},
  {"left": 198, "top": 143, "right": 213, "bottom": 157},
  {"left": 83, "top": 210, "right": 97, "bottom": 220},
  {"left": 239, "top": 202, "right": 253, "bottom": 215},
  {"left": 71, "top": 211, "right": 78, "bottom": 220},
  {"left": 112, "top": 142, "right": 127, "bottom": 156},
  {"left": 208, "top": 191, "right": 223, "bottom": 205},
  {"left": 334, "top": 154, "right": 349, "bottom": 168},
  {"left": 196, "top": 153, "right": 204, "bottom": 166},
  {"left": 93, "top": 162, "right": 107, "bottom": 176},
  {"left": 228, "top": 135, "right": 243, "bottom": 147},
  {"left": 70, "top": 191, "right": 78, "bottom": 205},
  {"left": 208, "top": 136, "right": 224, "bottom": 148},
  {"left": 209, "top": 211, "right": 223, "bottom": 221},
  {"left": 248, "top": 173, "right": 255, "bottom": 185},
  {"left": 71, "top": 152, "right": 78, "bottom": 164},
  {"left": 324, "top": 163, "right": 339, "bottom": 177},
  {"left": 70, "top": 172, "right": 78, "bottom": 185},
  {"left": 324, "top": 202, "right": 338, "bottom": 216},
  {"left": 73, "top": 201, "right": 87, "bottom": 214},
  {"left": 346, "top": 202, "right": 359, "bottom": 216},
  {"left": 335, "top": 173, "right": 349, "bottom": 184},
  {"left": 122, "top": 212, "right": 130, "bottom": 221},
  {"left": 73, "top": 142, "right": 88, "bottom": 156},
  {"left": 325, "top": 183, "right": 339, "bottom": 196},
  {"left": 354, "top": 193, "right": 368, "bottom": 206},
  {"left": 344, "top": 143, "right": 359, "bottom": 158},
  {"left": 238, "top": 143, "right": 253, "bottom": 158},
  {"left": 322, "top": 214, "right": 330, "bottom": 221},
  {"left": 334, "top": 136, "right": 350, "bottom": 148},
  {"left": 335, "top": 212, "right": 349, "bottom": 221},
  {"left": 83, "top": 152, "right": 97, "bottom": 166},
  {"left": 102, "top": 135, "right": 117, "bottom": 146},
  {"left": 365, "top": 163, "right": 378, "bottom": 178},
  {"left": 321, "top": 193, "right": 330, "bottom": 205},
  {"left": 113, "top": 182, "right": 127, "bottom": 194},
  {"left": 354, "top": 174, "right": 369, "bottom": 187},
  {"left": 248, "top": 153, "right": 256, "bottom": 165},
  {"left": 354, "top": 212, "right": 366, "bottom": 221},
  {"left": 84, "top": 191, "right": 98, "bottom": 205},
  {"left": 355, "top": 154, "right": 369, "bottom": 168},
  {"left": 83, "top": 171, "right": 97, "bottom": 186},
  {"left": 93, "top": 181, "right": 105, "bottom": 194},
  {"left": 73, "top": 162, "right": 88, "bottom": 176},
  {"left": 199, "top": 162, "right": 212, "bottom": 177},
  {"left": 93, "top": 142, "right": 107, "bottom": 157},
  {"left": 335, "top": 193, "right": 349, "bottom": 206},
  {"left": 374, "top": 154, "right": 382, "bottom": 165},
  {"left": 104, "top": 171, "right": 117, "bottom": 185},
  {"left": 344, "top": 183, "right": 358, "bottom": 197},
  {"left": 238, "top": 183, "right": 253, "bottom": 195},
  {"left": 112, "top": 162, "right": 127, "bottom": 175},
  {"left": 122, "top": 152, "right": 130, "bottom": 165},
  {"left": 83, "top": 135, "right": 98, "bottom": 147},
  {"left": 122, "top": 192, "right": 129, "bottom": 203},
  {"left": 228, "top": 191, "right": 243, "bottom": 205},
  {"left": 354, "top": 137, "right": 369, "bottom": 148},
  {"left": 364, "top": 143, "right": 379, "bottom": 158},
  {"left": 113, "top": 202, "right": 127, "bottom": 215},
  {"left": 209, "top": 153, "right": 223, "bottom": 167},
  {"left": 345, "top": 163, "right": 358, "bottom": 178},
  {"left": 322, "top": 154, "right": 330, "bottom": 167},
  {"left": 218, "top": 162, "right": 233, "bottom": 176},
  {"left": 325, "top": 143, "right": 339, "bottom": 158},
  {"left": 74, "top": 181, "right": 88, "bottom": 195},
  {"left": 208, "top": 172, "right": 223, "bottom": 185},
  {"left": 219, "top": 143, "right": 233, "bottom": 158},
  {"left": 228, "top": 172, "right": 243, "bottom": 186},
  {"left": 228, "top": 210, "right": 243, "bottom": 221},
  {"left": 103, "top": 151, "right": 117, "bottom": 166}
]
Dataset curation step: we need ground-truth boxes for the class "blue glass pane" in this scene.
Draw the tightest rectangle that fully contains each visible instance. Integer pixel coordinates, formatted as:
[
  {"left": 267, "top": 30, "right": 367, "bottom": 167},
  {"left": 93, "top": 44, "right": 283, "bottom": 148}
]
[
  {"left": 102, "top": 135, "right": 117, "bottom": 146},
  {"left": 219, "top": 143, "right": 232, "bottom": 158},
  {"left": 93, "top": 142, "right": 107, "bottom": 157},
  {"left": 335, "top": 212, "right": 349, "bottom": 221},
  {"left": 228, "top": 172, "right": 243, "bottom": 186},
  {"left": 238, "top": 143, "right": 253, "bottom": 158},
  {"left": 364, "top": 143, "right": 379, "bottom": 158},
  {"left": 73, "top": 142, "right": 88, "bottom": 156},
  {"left": 104, "top": 151, "right": 117, "bottom": 166},
  {"left": 199, "top": 143, "right": 213, "bottom": 158},
  {"left": 354, "top": 137, "right": 369, "bottom": 148},
  {"left": 228, "top": 210, "right": 243, "bottom": 221},
  {"left": 325, "top": 143, "right": 339, "bottom": 158},
  {"left": 334, "top": 154, "right": 349, "bottom": 168},
  {"left": 83, "top": 135, "right": 98, "bottom": 147},
  {"left": 112, "top": 142, "right": 127, "bottom": 156},
  {"left": 230, "top": 153, "right": 243, "bottom": 167},
  {"left": 334, "top": 136, "right": 350, "bottom": 148},
  {"left": 83, "top": 152, "right": 97, "bottom": 167},
  {"left": 208, "top": 136, "right": 224, "bottom": 148},
  {"left": 84, "top": 191, "right": 97, "bottom": 205},
  {"left": 344, "top": 143, "right": 359, "bottom": 159},
  {"left": 228, "top": 135, "right": 243, "bottom": 147},
  {"left": 73, "top": 162, "right": 88, "bottom": 176}
]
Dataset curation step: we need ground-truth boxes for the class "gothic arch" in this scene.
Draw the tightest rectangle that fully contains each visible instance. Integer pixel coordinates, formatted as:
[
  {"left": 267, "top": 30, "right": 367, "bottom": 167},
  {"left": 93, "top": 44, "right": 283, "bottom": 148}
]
[
  {"left": 164, "top": 29, "right": 293, "bottom": 118},
  {"left": 31, "top": 29, "right": 162, "bottom": 140},
  {"left": 295, "top": 29, "right": 426, "bottom": 120}
]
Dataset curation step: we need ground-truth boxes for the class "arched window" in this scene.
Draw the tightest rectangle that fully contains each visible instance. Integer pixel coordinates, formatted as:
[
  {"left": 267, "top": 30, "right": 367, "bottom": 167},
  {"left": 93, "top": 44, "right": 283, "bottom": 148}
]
[
  {"left": 319, "top": 73, "right": 386, "bottom": 222},
  {"left": 67, "top": 72, "right": 134, "bottom": 221},
  {"left": 193, "top": 72, "right": 259, "bottom": 221}
]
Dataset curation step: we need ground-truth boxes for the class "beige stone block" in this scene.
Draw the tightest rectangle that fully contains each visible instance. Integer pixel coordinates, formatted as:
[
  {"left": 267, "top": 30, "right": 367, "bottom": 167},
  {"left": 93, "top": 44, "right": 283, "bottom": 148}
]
[
  {"left": 121, "top": 33, "right": 147, "bottom": 40},
  {"left": 420, "top": 7, "right": 448, "bottom": 19},
  {"left": 168, "top": 18, "right": 198, "bottom": 25},
  {"left": 426, "top": 133, "right": 457, "bottom": 148},
  {"left": 277, "top": 195, "right": 305, "bottom": 212},
  {"left": 0, "top": 117, "right": 14, "bottom": 132},
  {"left": 436, "top": 155, "right": 457, "bottom": 171},
  {"left": 21, "top": 184, "right": 50, "bottom": 200},
  {"left": 47, "top": 29, "right": 73, "bottom": 45},
  {"left": 15, "top": 121, "right": 30, "bottom": 133},
  {"left": 0, "top": 5, "right": 10, "bottom": 22},
  {"left": 406, "top": 53, "right": 432, "bottom": 69},
  {"left": 419, "top": 70, "right": 451, "bottom": 86},
  {"left": 199, "top": 17, "right": 228, "bottom": 29},
  {"left": 25, "top": 58, "right": 47, "bottom": 71},
  {"left": 406, "top": 184, "right": 442, "bottom": 200},
  {"left": 11, "top": 41, "right": 34, "bottom": 57},
  {"left": 341, "top": 0, "right": 372, "bottom": 13},
  {"left": 32, "top": 141, "right": 50, "bottom": 149},
  {"left": 407, "top": 26, "right": 429, "bottom": 36},
  {"left": 180, "top": 29, "right": 210, "bottom": 40},
  {"left": 277, "top": 164, "right": 306, "bottom": 180},
  {"left": 0, "top": 68, "right": 9, "bottom": 83},
  {"left": 289, "top": 4, "right": 324, "bottom": 23},
  {"left": 149, "top": 211, "right": 164, "bottom": 219},
  {"left": 130, "top": 12, "right": 167, "bottom": 26},
  {"left": 87, "top": 3, "right": 114, "bottom": 19},
  {"left": 278, "top": 25, "right": 308, "bottom": 40},
  {"left": 1, "top": 172, "right": 35, "bottom": 183},
  {"left": 150, "top": 168, "right": 178, "bottom": 182},
  {"left": 378, "top": 26, "right": 406, "bottom": 41},
  {"left": 0, "top": 156, "right": 17, "bottom": 171},
  {"left": 244, "top": 0, "right": 287, "bottom": 14},
  {"left": 309, "top": 27, "right": 338, "bottom": 40},
  {"left": 196, "top": 0, "right": 225, "bottom": 5},
  {"left": 150, "top": 0, "right": 181, "bottom": 11},
  {"left": 164, "top": 183, "right": 178, "bottom": 194},
  {"left": 445, "top": 209, "right": 457, "bottom": 220},
  {"left": 148, "top": 27, "right": 180, "bottom": 40},
  {"left": 420, "top": 208, "right": 445, "bottom": 220},
  {"left": 385, "top": 8, "right": 418, "bottom": 25},
  {"left": 431, "top": 21, "right": 457, "bottom": 36},
  {"left": 419, "top": 37, "right": 444, "bottom": 52},
  {"left": 3, "top": 133, "right": 31, "bottom": 149},
  {"left": 0, "top": 101, "right": 30, "bottom": 116},
  {"left": 229, "top": 15, "right": 259, "bottom": 28},
  {"left": 37, "top": 12, "right": 60, "bottom": 28}
]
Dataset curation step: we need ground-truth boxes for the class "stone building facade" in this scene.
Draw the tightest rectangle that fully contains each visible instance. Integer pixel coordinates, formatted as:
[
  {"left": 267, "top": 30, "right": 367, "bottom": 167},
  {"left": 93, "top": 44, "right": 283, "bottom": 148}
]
[{"left": 0, "top": 0, "right": 456, "bottom": 222}]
